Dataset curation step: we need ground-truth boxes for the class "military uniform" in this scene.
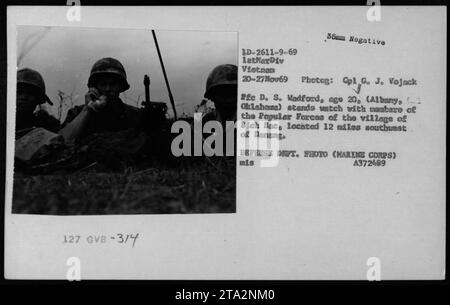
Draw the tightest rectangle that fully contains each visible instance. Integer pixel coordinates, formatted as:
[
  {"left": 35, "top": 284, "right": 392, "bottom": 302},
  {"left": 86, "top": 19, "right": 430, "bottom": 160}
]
[
  {"left": 61, "top": 57, "right": 144, "bottom": 138},
  {"left": 16, "top": 68, "right": 59, "bottom": 137},
  {"left": 62, "top": 99, "right": 142, "bottom": 137},
  {"left": 204, "top": 64, "right": 238, "bottom": 124},
  {"left": 192, "top": 64, "right": 238, "bottom": 157}
]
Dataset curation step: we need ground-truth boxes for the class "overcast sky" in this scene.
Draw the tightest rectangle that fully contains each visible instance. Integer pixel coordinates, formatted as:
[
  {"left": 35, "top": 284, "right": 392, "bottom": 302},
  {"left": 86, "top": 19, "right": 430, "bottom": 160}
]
[{"left": 17, "top": 26, "right": 237, "bottom": 120}]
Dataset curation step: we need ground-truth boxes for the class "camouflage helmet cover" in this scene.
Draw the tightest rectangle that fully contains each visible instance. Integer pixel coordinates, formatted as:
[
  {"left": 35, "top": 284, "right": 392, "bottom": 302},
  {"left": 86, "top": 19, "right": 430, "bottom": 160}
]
[
  {"left": 87, "top": 57, "right": 130, "bottom": 92},
  {"left": 17, "top": 68, "right": 53, "bottom": 105},
  {"left": 204, "top": 64, "right": 237, "bottom": 99}
]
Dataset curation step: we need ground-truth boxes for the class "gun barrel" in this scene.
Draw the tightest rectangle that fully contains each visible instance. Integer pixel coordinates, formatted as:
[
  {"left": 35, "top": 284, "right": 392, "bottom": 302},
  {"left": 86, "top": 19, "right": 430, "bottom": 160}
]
[{"left": 144, "top": 75, "right": 150, "bottom": 103}]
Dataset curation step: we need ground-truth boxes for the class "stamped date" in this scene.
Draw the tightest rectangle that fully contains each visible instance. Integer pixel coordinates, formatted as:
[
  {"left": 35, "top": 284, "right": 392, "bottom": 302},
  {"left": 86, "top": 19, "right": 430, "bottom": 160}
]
[{"left": 63, "top": 233, "right": 140, "bottom": 248}]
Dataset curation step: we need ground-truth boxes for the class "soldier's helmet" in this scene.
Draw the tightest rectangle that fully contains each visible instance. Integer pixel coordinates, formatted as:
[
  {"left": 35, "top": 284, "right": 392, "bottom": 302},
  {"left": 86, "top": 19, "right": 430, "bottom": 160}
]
[
  {"left": 17, "top": 68, "right": 53, "bottom": 105},
  {"left": 204, "top": 64, "right": 237, "bottom": 99},
  {"left": 87, "top": 57, "right": 130, "bottom": 92}
]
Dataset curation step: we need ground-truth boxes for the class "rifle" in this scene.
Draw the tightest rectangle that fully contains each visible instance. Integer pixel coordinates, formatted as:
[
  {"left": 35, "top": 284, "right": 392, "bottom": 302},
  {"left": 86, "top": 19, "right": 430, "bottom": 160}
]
[{"left": 141, "top": 74, "right": 168, "bottom": 132}]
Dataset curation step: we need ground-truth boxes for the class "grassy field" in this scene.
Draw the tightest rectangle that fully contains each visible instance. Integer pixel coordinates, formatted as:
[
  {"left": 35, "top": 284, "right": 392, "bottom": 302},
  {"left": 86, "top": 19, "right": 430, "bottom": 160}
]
[{"left": 12, "top": 156, "right": 236, "bottom": 215}]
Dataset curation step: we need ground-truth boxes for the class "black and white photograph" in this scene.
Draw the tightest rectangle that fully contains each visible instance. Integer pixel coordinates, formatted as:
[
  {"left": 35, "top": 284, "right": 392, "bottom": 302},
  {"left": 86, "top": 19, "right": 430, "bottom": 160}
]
[
  {"left": 3, "top": 5, "right": 445, "bottom": 282},
  {"left": 12, "top": 26, "right": 238, "bottom": 215}
]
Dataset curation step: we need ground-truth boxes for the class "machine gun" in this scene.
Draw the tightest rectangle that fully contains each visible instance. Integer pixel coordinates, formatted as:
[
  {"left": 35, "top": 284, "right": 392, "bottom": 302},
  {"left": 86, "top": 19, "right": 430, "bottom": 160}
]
[{"left": 140, "top": 74, "right": 168, "bottom": 132}]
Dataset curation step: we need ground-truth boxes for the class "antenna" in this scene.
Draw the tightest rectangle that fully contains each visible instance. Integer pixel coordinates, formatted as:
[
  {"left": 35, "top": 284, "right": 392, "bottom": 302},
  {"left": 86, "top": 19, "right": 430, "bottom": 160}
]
[{"left": 152, "top": 30, "right": 177, "bottom": 120}]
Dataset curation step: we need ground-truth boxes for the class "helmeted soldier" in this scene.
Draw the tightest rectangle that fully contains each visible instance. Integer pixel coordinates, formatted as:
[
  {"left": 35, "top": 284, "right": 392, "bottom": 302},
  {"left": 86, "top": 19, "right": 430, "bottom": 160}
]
[
  {"left": 60, "top": 57, "right": 141, "bottom": 142},
  {"left": 203, "top": 64, "right": 238, "bottom": 124},
  {"left": 16, "top": 68, "right": 60, "bottom": 136},
  {"left": 190, "top": 64, "right": 238, "bottom": 158}
]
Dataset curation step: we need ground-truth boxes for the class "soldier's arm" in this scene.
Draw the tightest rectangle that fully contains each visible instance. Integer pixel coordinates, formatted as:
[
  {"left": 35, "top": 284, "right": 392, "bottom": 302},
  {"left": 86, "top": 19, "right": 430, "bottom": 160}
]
[
  {"left": 59, "top": 89, "right": 107, "bottom": 142},
  {"left": 34, "top": 109, "right": 61, "bottom": 133},
  {"left": 58, "top": 105, "right": 94, "bottom": 143}
]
